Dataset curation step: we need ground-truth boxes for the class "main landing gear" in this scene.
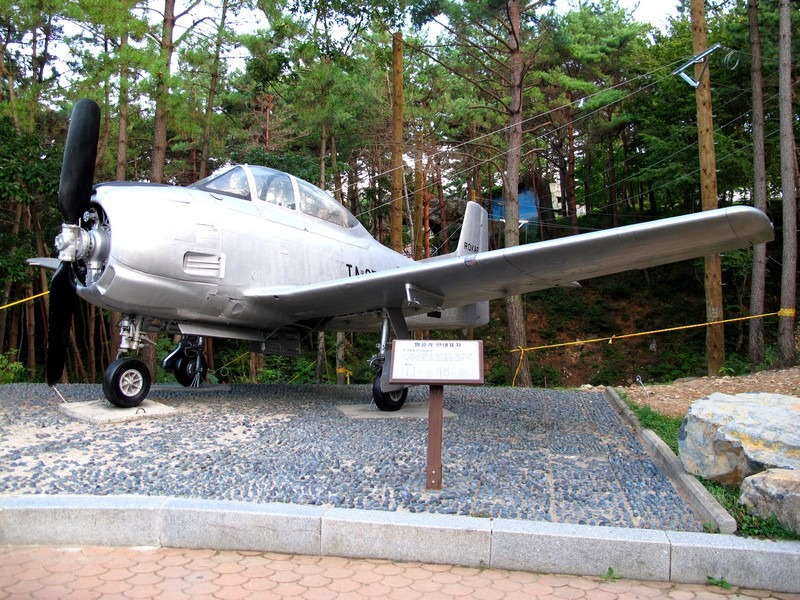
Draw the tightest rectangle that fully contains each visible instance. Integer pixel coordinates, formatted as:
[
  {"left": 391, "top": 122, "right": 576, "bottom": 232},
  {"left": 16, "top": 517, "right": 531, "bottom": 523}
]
[
  {"left": 161, "top": 335, "right": 208, "bottom": 387},
  {"left": 369, "top": 309, "right": 409, "bottom": 412}
]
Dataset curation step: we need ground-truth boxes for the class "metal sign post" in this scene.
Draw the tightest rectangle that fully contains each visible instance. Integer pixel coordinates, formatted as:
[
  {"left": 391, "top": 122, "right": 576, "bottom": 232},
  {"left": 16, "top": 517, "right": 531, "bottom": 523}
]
[
  {"left": 390, "top": 340, "right": 484, "bottom": 490},
  {"left": 427, "top": 384, "right": 444, "bottom": 489}
]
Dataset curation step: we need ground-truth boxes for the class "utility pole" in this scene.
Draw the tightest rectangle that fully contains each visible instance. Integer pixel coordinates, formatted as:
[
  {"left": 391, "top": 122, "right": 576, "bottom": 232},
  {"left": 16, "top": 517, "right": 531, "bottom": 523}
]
[
  {"left": 691, "top": 0, "right": 725, "bottom": 375},
  {"left": 390, "top": 32, "right": 404, "bottom": 253}
]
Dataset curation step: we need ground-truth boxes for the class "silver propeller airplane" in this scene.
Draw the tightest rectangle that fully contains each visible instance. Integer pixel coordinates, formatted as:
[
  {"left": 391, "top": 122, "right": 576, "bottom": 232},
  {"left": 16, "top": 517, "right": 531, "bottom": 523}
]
[{"left": 30, "top": 100, "right": 774, "bottom": 410}]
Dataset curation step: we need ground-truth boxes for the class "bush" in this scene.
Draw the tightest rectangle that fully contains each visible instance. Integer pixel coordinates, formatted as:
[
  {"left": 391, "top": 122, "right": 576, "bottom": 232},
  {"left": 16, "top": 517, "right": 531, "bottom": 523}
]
[{"left": 0, "top": 351, "right": 27, "bottom": 383}]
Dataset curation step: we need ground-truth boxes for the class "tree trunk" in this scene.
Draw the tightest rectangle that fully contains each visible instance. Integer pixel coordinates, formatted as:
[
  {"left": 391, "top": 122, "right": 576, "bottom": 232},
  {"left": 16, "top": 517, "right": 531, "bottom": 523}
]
[
  {"left": 390, "top": 32, "right": 404, "bottom": 253},
  {"left": 151, "top": 0, "right": 176, "bottom": 184},
  {"left": 607, "top": 133, "right": 618, "bottom": 227},
  {"left": 347, "top": 154, "right": 359, "bottom": 216},
  {"left": 777, "top": 0, "right": 797, "bottom": 367},
  {"left": 316, "top": 127, "right": 328, "bottom": 382},
  {"left": 330, "top": 134, "right": 348, "bottom": 383},
  {"left": 504, "top": 0, "right": 532, "bottom": 387},
  {"left": 116, "top": 32, "right": 130, "bottom": 181},
  {"left": 199, "top": 0, "right": 228, "bottom": 180},
  {"left": 565, "top": 105, "right": 578, "bottom": 233},
  {"left": 335, "top": 333, "right": 347, "bottom": 384},
  {"left": 0, "top": 203, "right": 23, "bottom": 353},
  {"left": 748, "top": 0, "right": 768, "bottom": 370},
  {"left": 413, "top": 128, "right": 424, "bottom": 259},
  {"left": 691, "top": 0, "right": 725, "bottom": 375},
  {"left": 435, "top": 155, "right": 447, "bottom": 254},
  {"left": 248, "top": 352, "right": 263, "bottom": 382}
]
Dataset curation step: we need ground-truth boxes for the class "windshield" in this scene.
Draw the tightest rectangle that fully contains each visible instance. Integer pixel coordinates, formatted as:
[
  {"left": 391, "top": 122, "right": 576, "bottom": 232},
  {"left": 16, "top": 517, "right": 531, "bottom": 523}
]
[
  {"left": 296, "top": 178, "right": 359, "bottom": 228},
  {"left": 190, "top": 165, "right": 360, "bottom": 229},
  {"left": 189, "top": 166, "right": 250, "bottom": 199}
]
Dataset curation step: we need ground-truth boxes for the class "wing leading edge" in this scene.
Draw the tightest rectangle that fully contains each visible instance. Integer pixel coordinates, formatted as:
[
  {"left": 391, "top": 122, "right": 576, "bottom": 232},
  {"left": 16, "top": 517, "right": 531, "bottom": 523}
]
[{"left": 245, "top": 205, "right": 773, "bottom": 323}]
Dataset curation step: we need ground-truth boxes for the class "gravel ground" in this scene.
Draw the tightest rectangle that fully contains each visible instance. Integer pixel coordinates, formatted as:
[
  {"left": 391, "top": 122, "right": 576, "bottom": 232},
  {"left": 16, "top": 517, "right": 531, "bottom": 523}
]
[{"left": 0, "top": 383, "right": 704, "bottom": 532}]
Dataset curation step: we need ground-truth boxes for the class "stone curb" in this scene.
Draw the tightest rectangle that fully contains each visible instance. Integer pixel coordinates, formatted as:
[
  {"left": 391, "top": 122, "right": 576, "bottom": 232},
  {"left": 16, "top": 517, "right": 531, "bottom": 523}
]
[
  {"left": 603, "top": 388, "right": 738, "bottom": 534},
  {"left": 1, "top": 495, "right": 799, "bottom": 593}
]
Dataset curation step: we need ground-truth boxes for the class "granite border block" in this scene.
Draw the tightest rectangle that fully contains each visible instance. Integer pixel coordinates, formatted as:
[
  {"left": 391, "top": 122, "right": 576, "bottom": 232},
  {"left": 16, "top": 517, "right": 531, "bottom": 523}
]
[
  {"left": 491, "top": 519, "right": 671, "bottom": 581},
  {"left": 321, "top": 508, "right": 491, "bottom": 568},
  {"left": 605, "top": 388, "right": 737, "bottom": 535},
  {"left": 160, "top": 499, "right": 323, "bottom": 555},
  {"left": 667, "top": 531, "right": 800, "bottom": 593},
  {"left": 0, "top": 494, "right": 163, "bottom": 547}
]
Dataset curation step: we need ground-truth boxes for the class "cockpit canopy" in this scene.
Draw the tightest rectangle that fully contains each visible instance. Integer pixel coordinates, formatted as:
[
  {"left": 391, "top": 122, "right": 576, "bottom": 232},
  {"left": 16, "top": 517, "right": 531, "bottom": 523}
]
[{"left": 190, "top": 165, "right": 360, "bottom": 229}]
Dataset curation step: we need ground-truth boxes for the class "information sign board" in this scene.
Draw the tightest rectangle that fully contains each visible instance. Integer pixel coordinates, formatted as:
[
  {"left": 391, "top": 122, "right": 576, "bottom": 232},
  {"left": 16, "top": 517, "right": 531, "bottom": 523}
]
[{"left": 389, "top": 340, "right": 484, "bottom": 385}]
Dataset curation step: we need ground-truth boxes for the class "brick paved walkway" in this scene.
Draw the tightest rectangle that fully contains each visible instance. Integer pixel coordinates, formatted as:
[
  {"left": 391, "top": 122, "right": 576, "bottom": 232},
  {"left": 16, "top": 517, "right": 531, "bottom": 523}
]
[{"left": 2, "top": 546, "right": 798, "bottom": 600}]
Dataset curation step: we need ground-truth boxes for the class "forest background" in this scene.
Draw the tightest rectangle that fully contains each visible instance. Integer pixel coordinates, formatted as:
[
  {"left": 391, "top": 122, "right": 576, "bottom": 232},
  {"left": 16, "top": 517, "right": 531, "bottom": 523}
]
[{"left": 0, "top": 0, "right": 797, "bottom": 388}]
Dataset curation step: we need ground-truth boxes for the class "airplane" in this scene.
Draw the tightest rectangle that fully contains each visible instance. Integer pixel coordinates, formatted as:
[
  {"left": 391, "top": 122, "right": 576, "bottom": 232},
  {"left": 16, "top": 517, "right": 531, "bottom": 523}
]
[{"left": 29, "top": 99, "right": 774, "bottom": 410}]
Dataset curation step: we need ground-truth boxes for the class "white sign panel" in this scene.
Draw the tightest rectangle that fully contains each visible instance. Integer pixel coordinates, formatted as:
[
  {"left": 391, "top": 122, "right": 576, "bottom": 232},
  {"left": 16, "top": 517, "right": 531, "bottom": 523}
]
[{"left": 389, "top": 340, "right": 484, "bottom": 384}]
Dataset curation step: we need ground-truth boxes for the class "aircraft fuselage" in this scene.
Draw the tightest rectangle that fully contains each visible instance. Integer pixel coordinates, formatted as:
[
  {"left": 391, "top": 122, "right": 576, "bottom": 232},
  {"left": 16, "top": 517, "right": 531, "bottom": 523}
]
[{"left": 79, "top": 177, "right": 411, "bottom": 331}]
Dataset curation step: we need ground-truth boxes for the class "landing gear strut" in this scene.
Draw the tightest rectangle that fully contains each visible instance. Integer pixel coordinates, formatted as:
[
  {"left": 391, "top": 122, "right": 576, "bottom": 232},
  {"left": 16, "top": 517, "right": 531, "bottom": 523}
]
[{"left": 369, "top": 309, "right": 409, "bottom": 411}]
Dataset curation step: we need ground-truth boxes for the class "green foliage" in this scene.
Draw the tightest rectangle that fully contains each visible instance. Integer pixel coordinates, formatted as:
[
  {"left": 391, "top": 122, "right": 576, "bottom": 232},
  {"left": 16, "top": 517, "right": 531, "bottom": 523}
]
[
  {"left": 0, "top": 351, "right": 26, "bottom": 384},
  {"left": 589, "top": 345, "right": 627, "bottom": 386},
  {"left": 622, "top": 398, "right": 683, "bottom": 455},
  {"left": 486, "top": 362, "right": 510, "bottom": 386},
  {"left": 259, "top": 355, "right": 317, "bottom": 384},
  {"left": 601, "top": 567, "right": 621, "bottom": 582},
  {"left": 706, "top": 576, "right": 732, "bottom": 590},
  {"left": 719, "top": 353, "right": 751, "bottom": 377},
  {"left": 641, "top": 344, "right": 706, "bottom": 384},
  {"left": 701, "top": 480, "right": 799, "bottom": 541}
]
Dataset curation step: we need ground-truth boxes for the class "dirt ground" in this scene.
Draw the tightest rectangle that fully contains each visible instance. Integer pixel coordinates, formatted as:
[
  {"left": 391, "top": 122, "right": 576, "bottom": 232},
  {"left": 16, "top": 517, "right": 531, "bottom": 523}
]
[{"left": 596, "top": 366, "right": 800, "bottom": 418}]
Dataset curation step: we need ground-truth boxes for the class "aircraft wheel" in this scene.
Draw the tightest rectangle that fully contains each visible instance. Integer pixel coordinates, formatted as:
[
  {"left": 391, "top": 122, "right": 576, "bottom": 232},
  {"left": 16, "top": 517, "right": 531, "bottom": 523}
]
[
  {"left": 174, "top": 355, "right": 207, "bottom": 387},
  {"left": 103, "top": 358, "right": 151, "bottom": 408},
  {"left": 372, "top": 370, "right": 408, "bottom": 411}
]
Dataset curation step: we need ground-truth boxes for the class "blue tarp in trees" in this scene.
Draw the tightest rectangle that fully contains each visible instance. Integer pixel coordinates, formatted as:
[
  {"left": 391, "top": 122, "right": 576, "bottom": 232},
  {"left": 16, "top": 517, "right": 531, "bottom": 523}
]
[{"left": 490, "top": 189, "right": 538, "bottom": 223}]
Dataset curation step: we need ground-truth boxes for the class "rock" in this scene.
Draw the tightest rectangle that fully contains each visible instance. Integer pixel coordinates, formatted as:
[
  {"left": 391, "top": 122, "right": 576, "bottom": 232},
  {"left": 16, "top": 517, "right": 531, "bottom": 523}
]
[
  {"left": 678, "top": 392, "right": 800, "bottom": 486},
  {"left": 740, "top": 468, "right": 800, "bottom": 534}
]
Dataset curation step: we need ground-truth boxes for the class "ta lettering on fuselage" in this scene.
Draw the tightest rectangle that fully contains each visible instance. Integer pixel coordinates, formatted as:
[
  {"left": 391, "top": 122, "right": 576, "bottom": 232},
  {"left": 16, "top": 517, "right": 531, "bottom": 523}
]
[
  {"left": 346, "top": 264, "right": 375, "bottom": 276},
  {"left": 463, "top": 241, "right": 479, "bottom": 253}
]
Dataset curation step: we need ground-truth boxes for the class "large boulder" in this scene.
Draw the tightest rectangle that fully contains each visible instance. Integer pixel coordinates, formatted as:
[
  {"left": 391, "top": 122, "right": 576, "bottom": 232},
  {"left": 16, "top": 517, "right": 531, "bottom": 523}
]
[
  {"left": 740, "top": 468, "right": 800, "bottom": 534},
  {"left": 678, "top": 392, "right": 800, "bottom": 486}
]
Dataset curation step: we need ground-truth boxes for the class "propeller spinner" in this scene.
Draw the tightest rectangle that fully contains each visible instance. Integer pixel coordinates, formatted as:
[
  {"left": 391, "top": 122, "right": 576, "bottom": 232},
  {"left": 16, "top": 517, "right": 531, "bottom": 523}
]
[{"left": 47, "top": 99, "right": 101, "bottom": 385}]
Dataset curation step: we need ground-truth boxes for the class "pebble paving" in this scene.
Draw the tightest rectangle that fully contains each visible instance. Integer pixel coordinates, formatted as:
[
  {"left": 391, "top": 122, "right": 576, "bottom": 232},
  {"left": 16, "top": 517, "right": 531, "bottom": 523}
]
[{"left": 0, "top": 383, "right": 703, "bottom": 531}]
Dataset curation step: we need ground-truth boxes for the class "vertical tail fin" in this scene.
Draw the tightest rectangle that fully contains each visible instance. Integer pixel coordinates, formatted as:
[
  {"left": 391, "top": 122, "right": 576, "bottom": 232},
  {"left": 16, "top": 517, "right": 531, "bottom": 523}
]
[{"left": 456, "top": 201, "right": 489, "bottom": 256}]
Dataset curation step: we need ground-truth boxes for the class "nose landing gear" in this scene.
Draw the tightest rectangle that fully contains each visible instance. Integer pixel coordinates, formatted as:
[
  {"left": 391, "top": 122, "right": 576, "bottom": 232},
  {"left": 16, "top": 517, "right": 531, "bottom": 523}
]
[
  {"left": 103, "top": 316, "right": 152, "bottom": 408},
  {"left": 103, "top": 357, "right": 151, "bottom": 408}
]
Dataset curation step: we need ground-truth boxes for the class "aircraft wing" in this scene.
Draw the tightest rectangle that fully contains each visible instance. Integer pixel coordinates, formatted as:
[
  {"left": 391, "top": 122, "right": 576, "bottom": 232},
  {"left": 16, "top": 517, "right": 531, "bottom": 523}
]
[{"left": 244, "top": 206, "right": 773, "bottom": 321}]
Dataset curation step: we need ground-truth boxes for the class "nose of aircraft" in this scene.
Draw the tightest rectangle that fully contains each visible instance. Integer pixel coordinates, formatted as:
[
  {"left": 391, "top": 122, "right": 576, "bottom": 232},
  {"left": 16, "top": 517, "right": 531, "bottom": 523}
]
[{"left": 46, "top": 99, "right": 101, "bottom": 385}]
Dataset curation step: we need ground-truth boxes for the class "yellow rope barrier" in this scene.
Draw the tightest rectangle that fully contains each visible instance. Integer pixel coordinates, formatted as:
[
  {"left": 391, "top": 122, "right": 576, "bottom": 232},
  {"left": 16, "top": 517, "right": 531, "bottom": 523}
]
[
  {"left": 3, "top": 290, "right": 793, "bottom": 389},
  {"left": 0, "top": 291, "right": 49, "bottom": 312},
  {"left": 510, "top": 311, "right": 785, "bottom": 387},
  {"left": 336, "top": 367, "right": 353, "bottom": 384}
]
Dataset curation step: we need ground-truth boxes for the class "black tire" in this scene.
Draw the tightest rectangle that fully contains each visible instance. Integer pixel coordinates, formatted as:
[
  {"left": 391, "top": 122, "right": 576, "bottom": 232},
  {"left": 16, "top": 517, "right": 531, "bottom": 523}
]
[
  {"left": 372, "top": 370, "right": 408, "bottom": 411},
  {"left": 174, "top": 355, "right": 207, "bottom": 387},
  {"left": 103, "top": 358, "right": 151, "bottom": 408}
]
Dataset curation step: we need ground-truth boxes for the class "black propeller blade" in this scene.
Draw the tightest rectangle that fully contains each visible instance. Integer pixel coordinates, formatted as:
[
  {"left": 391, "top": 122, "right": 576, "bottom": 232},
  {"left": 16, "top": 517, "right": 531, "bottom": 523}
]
[
  {"left": 47, "top": 262, "right": 77, "bottom": 386},
  {"left": 47, "top": 99, "right": 100, "bottom": 385},
  {"left": 58, "top": 99, "right": 100, "bottom": 223}
]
